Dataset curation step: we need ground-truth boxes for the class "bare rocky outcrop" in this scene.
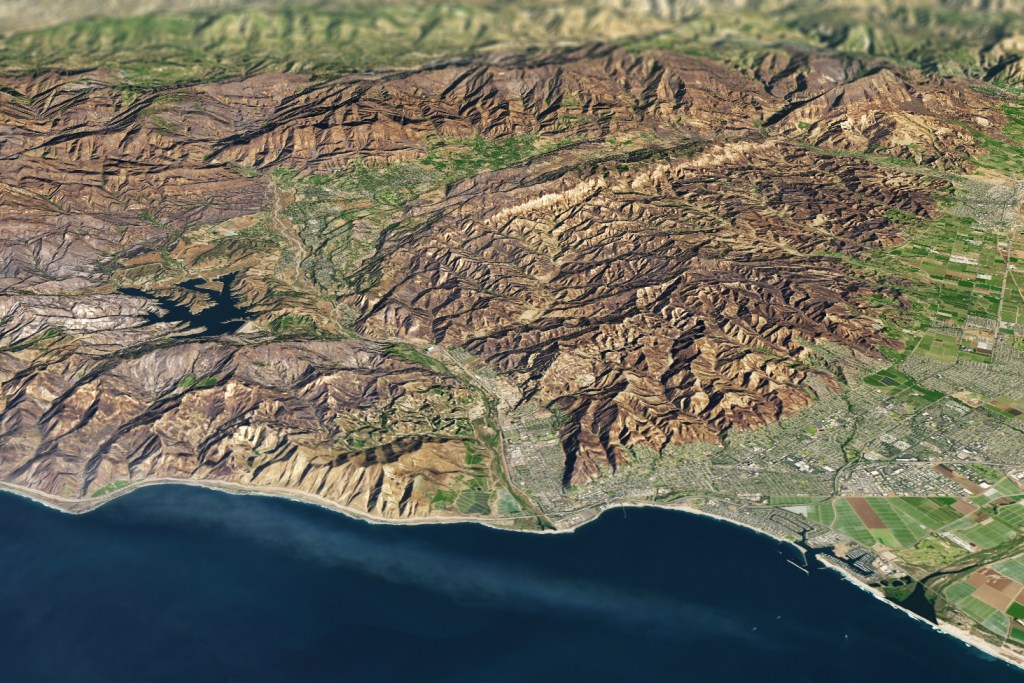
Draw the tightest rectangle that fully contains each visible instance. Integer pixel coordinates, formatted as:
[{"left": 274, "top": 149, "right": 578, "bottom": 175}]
[
  {"left": 0, "top": 45, "right": 1008, "bottom": 510},
  {"left": 0, "top": 339, "right": 484, "bottom": 518}
]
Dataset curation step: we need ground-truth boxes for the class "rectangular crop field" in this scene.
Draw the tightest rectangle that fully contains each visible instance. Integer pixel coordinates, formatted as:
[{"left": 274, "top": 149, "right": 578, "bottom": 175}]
[
  {"left": 830, "top": 499, "right": 877, "bottom": 546},
  {"left": 897, "top": 497, "right": 964, "bottom": 528},
  {"left": 863, "top": 498, "right": 927, "bottom": 546},
  {"left": 958, "top": 519, "right": 1018, "bottom": 550},
  {"left": 993, "top": 557, "right": 1024, "bottom": 585},
  {"left": 996, "top": 503, "right": 1024, "bottom": 528}
]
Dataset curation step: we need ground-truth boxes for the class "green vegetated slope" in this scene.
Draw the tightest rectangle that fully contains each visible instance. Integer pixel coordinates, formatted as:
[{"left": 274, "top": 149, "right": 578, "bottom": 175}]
[
  {"left": 0, "top": 6, "right": 495, "bottom": 86},
  {"left": 268, "top": 133, "right": 562, "bottom": 294},
  {"left": 5, "top": 0, "right": 1024, "bottom": 88},
  {"left": 0, "top": 2, "right": 663, "bottom": 87}
]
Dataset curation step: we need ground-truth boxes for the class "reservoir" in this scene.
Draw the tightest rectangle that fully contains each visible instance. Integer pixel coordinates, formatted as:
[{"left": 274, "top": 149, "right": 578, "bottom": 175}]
[
  {"left": 119, "top": 272, "right": 251, "bottom": 337},
  {"left": 2, "top": 486, "right": 1022, "bottom": 682}
]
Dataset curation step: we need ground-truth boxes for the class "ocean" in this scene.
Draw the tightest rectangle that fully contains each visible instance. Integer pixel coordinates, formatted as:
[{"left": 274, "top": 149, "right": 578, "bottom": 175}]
[{"left": 1, "top": 485, "right": 1021, "bottom": 682}]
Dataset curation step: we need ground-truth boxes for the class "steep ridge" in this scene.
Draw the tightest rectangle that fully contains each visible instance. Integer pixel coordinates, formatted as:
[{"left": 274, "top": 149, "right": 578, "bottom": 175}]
[
  {"left": 0, "top": 45, "right": 1009, "bottom": 515},
  {"left": 351, "top": 138, "right": 944, "bottom": 484}
]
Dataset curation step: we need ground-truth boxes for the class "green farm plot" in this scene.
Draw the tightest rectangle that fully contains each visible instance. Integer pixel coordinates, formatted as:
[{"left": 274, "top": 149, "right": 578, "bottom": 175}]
[
  {"left": 995, "top": 503, "right": 1024, "bottom": 528},
  {"left": 770, "top": 495, "right": 823, "bottom": 506},
  {"left": 915, "top": 332, "right": 960, "bottom": 362},
  {"left": 807, "top": 500, "right": 837, "bottom": 527},
  {"left": 970, "top": 479, "right": 1021, "bottom": 506},
  {"left": 951, "top": 592, "right": 1010, "bottom": 636},
  {"left": 1003, "top": 272, "right": 1024, "bottom": 326},
  {"left": 994, "top": 477, "right": 1023, "bottom": 496},
  {"left": 897, "top": 497, "right": 964, "bottom": 528},
  {"left": 431, "top": 489, "right": 457, "bottom": 509},
  {"left": 944, "top": 581, "right": 977, "bottom": 604},
  {"left": 958, "top": 595, "right": 999, "bottom": 625},
  {"left": 972, "top": 488, "right": 1005, "bottom": 506},
  {"left": 983, "top": 610, "right": 1012, "bottom": 636},
  {"left": 889, "top": 502, "right": 941, "bottom": 541},
  {"left": 944, "top": 517, "right": 976, "bottom": 533},
  {"left": 957, "top": 519, "right": 1018, "bottom": 550},
  {"left": 850, "top": 497, "right": 966, "bottom": 549},
  {"left": 455, "top": 490, "right": 492, "bottom": 515},
  {"left": 993, "top": 557, "right": 1024, "bottom": 585},
  {"left": 853, "top": 201, "right": 1018, "bottom": 335},
  {"left": 870, "top": 528, "right": 901, "bottom": 547},
  {"left": 829, "top": 499, "right": 876, "bottom": 546},
  {"left": 972, "top": 491, "right": 997, "bottom": 507},
  {"left": 809, "top": 497, "right": 969, "bottom": 549},
  {"left": 1008, "top": 602, "right": 1024, "bottom": 620},
  {"left": 864, "top": 498, "right": 923, "bottom": 547}
]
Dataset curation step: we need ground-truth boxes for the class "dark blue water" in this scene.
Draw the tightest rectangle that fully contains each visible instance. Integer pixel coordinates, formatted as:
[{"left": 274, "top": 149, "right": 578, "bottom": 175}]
[
  {"left": 119, "top": 272, "right": 251, "bottom": 336},
  {"left": 1, "top": 487, "right": 1022, "bottom": 683}
]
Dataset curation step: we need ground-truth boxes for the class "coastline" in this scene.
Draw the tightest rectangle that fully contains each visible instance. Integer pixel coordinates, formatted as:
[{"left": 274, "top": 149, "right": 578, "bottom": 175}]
[
  {"left": 4, "top": 477, "right": 1024, "bottom": 672},
  {"left": 818, "top": 557, "right": 1024, "bottom": 670},
  {"left": 0, "top": 476, "right": 809, "bottom": 546}
]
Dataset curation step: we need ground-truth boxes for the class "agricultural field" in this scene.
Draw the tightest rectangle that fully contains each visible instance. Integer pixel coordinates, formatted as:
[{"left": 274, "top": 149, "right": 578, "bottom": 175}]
[
  {"left": 806, "top": 494, "right": 1024, "bottom": 555},
  {"left": 972, "top": 477, "right": 1024, "bottom": 502},
  {"left": 871, "top": 211, "right": 1009, "bottom": 330},
  {"left": 946, "top": 516, "right": 1019, "bottom": 550},
  {"left": 770, "top": 495, "right": 825, "bottom": 506},
  {"left": 944, "top": 579, "right": 1013, "bottom": 638},
  {"left": 843, "top": 142, "right": 1024, "bottom": 379},
  {"left": 941, "top": 563, "right": 1024, "bottom": 640},
  {"left": 997, "top": 503, "right": 1024, "bottom": 529},
  {"left": 862, "top": 367, "right": 947, "bottom": 408}
]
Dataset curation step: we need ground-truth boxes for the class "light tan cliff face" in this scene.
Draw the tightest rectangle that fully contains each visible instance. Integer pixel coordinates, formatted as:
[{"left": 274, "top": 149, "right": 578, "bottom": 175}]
[
  {"left": 0, "top": 45, "right": 1005, "bottom": 510},
  {"left": 0, "top": 339, "right": 487, "bottom": 518}
]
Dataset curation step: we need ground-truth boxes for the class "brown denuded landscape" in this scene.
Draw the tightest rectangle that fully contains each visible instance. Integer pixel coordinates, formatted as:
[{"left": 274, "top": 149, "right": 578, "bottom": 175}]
[
  {"left": 9, "top": 0, "right": 1024, "bottom": 668},
  {"left": 0, "top": 43, "right": 1001, "bottom": 511},
  {"left": 0, "top": 38, "right": 1007, "bottom": 511}
]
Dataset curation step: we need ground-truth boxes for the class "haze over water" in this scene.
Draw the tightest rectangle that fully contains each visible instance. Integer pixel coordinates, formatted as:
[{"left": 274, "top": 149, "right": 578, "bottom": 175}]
[{"left": 1, "top": 486, "right": 1021, "bottom": 682}]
